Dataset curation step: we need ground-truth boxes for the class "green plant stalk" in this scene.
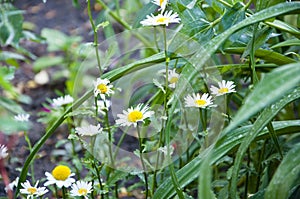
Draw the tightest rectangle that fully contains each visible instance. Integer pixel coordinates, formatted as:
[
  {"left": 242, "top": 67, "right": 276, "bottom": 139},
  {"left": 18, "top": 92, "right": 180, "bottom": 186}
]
[
  {"left": 114, "top": 0, "right": 120, "bottom": 17},
  {"left": 267, "top": 122, "right": 284, "bottom": 159},
  {"left": 93, "top": 161, "right": 105, "bottom": 199},
  {"left": 136, "top": 123, "right": 149, "bottom": 199},
  {"left": 87, "top": 0, "right": 102, "bottom": 75},
  {"left": 153, "top": 26, "right": 160, "bottom": 52},
  {"left": 104, "top": 109, "right": 115, "bottom": 168},
  {"left": 24, "top": 131, "right": 35, "bottom": 184},
  {"left": 199, "top": 108, "right": 208, "bottom": 148},
  {"left": 14, "top": 90, "right": 93, "bottom": 198},
  {"left": 95, "top": 0, "right": 156, "bottom": 51},
  {"left": 250, "top": 24, "right": 259, "bottom": 84},
  {"left": 62, "top": 186, "right": 67, "bottom": 199}
]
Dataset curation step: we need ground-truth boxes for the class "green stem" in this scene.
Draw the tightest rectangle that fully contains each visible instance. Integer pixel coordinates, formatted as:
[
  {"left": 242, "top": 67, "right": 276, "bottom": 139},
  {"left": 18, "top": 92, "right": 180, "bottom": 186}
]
[
  {"left": 95, "top": 0, "right": 156, "bottom": 51},
  {"left": 267, "top": 122, "right": 284, "bottom": 159},
  {"left": 199, "top": 108, "right": 208, "bottom": 148},
  {"left": 87, "top": 0, "right": 102, "bottom": 75},
  {"left": 62, "top": 186, "right": 67, "bottom": 199},
  {"left": 93, "top": 162, "right": 105, "bottom": 199},
  {"left": 24, "top": 131, "right": 35, "bottom": 183},
  {"left": 104, "top": 108, "right": 115, "bottom": 167},
  {"left": 136, "top": 123, "right": 149, "bottom": 199}
]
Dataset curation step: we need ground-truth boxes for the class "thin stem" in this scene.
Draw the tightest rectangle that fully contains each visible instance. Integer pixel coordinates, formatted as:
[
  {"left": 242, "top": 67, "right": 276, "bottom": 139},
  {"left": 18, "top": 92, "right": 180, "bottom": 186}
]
[
  {"left": 87, "top": 0, "right": 102, "bottom": 75},
  {"left": 136, "top": 123, "right": 149, "bottom": 199},
  {"left": 199, "top": 108, "right": 208, "bottom": 148},
  {"left": 62, "top": 186, "right": 67, "bottom": 199},
  {"left": 93, "top": 162, "right": 105, "bottom": 199},
  {"left": 24, "top": 131, "right": 35, "bottom": 183},
  {"left": 104, "top": 108, "right": 115, "bottom": 167},
  {"left": 96, "top": 0, "right": 156, "bottom": 51}
]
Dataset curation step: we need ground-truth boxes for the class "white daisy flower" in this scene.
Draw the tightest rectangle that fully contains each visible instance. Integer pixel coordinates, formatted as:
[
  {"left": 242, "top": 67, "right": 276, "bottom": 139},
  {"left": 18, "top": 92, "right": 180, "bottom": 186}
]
[
  {"left": 184, "top": 93, "right": 215, "bottom": 109},
  {"left": 70, "top": 181, "right": 93, "bottom": 199},
  {"left": 0, "top": 144, "right": 8, "bottom": 159},
  {"left": 20, "top": 180, "right": 48, "bottom": 199},
  {"left": 152, "top": 0, "right": 168, "bottom": 13},
  {"left": 14, "top": 113, "right": 30, "bottom": 122},
  {"left": 116, "top": 104, "right": 154, "bottom": 127},
  {"left": 93, "top": 78, "right": 114, "bottom": 99},
  {"left": 96, "top": 100, "right": 111, "bottom": 114},
  {"left": 44, "top": 165, "right": 75, "bottom": 188},
  {"left": 210, "top": 80, "right": 236, "bottom": 96},
  {"left": 52, "top": 95, "right": 74, "bottom": 107},
  {"left": 140, "top": 10, "right": 181, "bottom": 26},
  {"left": 75, "top": 124, "right": 102, "bottom": 136},
  {"left": 158, "top": 145, "right": 174, "bottom": 155},
  {"left": 5, "top": 177, "right": 19, "bottom": 192},
  {"left": 166, "top": 69, "right": 180, "bottom": 88}
]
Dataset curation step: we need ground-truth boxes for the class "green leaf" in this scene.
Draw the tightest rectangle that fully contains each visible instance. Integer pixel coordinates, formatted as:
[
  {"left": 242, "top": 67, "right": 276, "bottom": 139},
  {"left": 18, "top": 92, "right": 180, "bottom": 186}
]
[
  {"left": 265, "top": 143, "right": 300, "bottom": 199},
  {"left": 229, "top": 87, "right": 300, "bottom": 198},
  {"left": 270, "top": 38, "right": 300, "bottom": 49},
  {"left": 222, "top": 63, "right": 300, "bottom": 138},
  {"left": 265, "top": 19, "right": 300, "bottom": 38},
  {"left": 223, "top": 47, "right": 296, "bottom": 65},
  {"left": 153, "top": 120, "right": 300, "bottom": 198},
  {"left": 33, "top": 56, "right": 64, "bottom": 72},
  {"left": 0, "top": 51, "right": 25, "bottom": 61}
]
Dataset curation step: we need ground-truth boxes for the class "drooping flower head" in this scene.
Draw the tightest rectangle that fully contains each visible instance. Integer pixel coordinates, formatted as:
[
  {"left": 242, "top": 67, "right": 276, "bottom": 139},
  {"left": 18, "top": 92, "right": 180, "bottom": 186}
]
[
  {"left": 20, "top": 180, "right": 48, "bottom": 199},
  {"left": 116, "top": 104, "right": 154, "bottom": 127},
  {"left": 14, "top": 113, "right": 30, "bottom": 122},
  {"left": 210, "top": 80, "right": 236, "bottom": 96},
  {"left": 75, "top": 124, "right": 102, "bottom": 136},
  {"left": 5, "top": 177, "right": 19, "bottom": 192},
  {"left": 152, "top": 0, "right": 168, "bottom": 13},
  {"left": 44, "top": 165, "right": 75, "bottom": 188},
  {"left": 140, "top": 10, "right": 181, "bottom": 26},
  {"left": 0, "top": 144, "right": 8, "bottom": 159},
  {"left": 70, "top": 181, "right": 93, "bottom": 199},
  {"left": 184, "top": 93, "right": 215, "bottom": 109},
  {"left": 167, "top": 69, "right": 180, "bottom": 88},
  {"left": 93, "top": 78, "right": 114, "bottom": 99},
  {"left": 52, "top": 95, "right": 74, "bottom": 107}
]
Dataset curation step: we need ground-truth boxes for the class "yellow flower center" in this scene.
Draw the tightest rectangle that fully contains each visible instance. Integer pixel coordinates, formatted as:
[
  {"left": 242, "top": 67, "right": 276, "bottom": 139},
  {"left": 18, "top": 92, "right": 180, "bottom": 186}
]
[
  {"left": 159, "top": 0, "right": 164, "bottom": 6},
  {"left": 156, "top": 17, "right": 168, "bottom": 23},
  {"left": 52, "top": 165, "right": 71, "bottom": 181},
  {"left": 27, "top": 187, "right": 37, "bottom": 194},
  {"left": 195, "top": 99, "right": 207, "bottom": 106},
  {"left": 128, "top": 110, "right": 143, "bottom": 123},
  {"left": 169, "top": 77, "right": 178, "bottom": 84},
  {"left": 97, "top": 84, "right": 108, "bottom": 94},
  {"left": 219, "top": 87, "right": 229, "bottom": 94},
  {"left": 78, "top": 188, "right": 88, "bottom": 195}
]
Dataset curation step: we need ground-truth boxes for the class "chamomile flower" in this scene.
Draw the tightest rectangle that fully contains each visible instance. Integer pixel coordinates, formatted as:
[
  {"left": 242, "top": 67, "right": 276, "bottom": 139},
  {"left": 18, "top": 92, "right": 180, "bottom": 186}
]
[
  {"left": 44, "top": 165, "right": 75, "bottom": 188},
  {"left": 5, "top": 177, "right": 19, "bottom": 192},
  {"left": 14, "top": 113, "right": 30, "bottom": 122},
  {"left": 75, "top": 124, "right": 103, "bottom": 136},
  {"left": 20, "top": 180, "right": 48, "bottom": 199},
  {"left": 70, "top": 181, "right": 93, "bottom": 199},
  {"left": 167, "top": 69, "right": 180, "bottom": 88},
  {"left": 152, "top": 0, "right": 168, "bottom": 13},
  {"left": 140, "top": 10, "right": 181, "bottom": 26},
  {"left": 210, "top": 80, "right": 236, "bottom": 96},
  {"left": 93, "top": 78, "right": 114, "bottom": 99},
  {"left": 0, "top": 144, "right": 8, "bottom": 159},
  {"left": 52, "top": 95, "right": 74, "bottom": 107},
  {"left": 184, "top": 93, "right": 215, "bottom": 109},
  {"left": 116, "top": 104, "right": 154, "bottom": 127}
]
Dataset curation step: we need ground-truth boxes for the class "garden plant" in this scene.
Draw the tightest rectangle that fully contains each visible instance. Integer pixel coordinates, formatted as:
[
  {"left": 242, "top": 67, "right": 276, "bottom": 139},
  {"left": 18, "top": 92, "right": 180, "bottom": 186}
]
[{"left": 0, "top": 0, "right": 300, "bottom": 198}]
